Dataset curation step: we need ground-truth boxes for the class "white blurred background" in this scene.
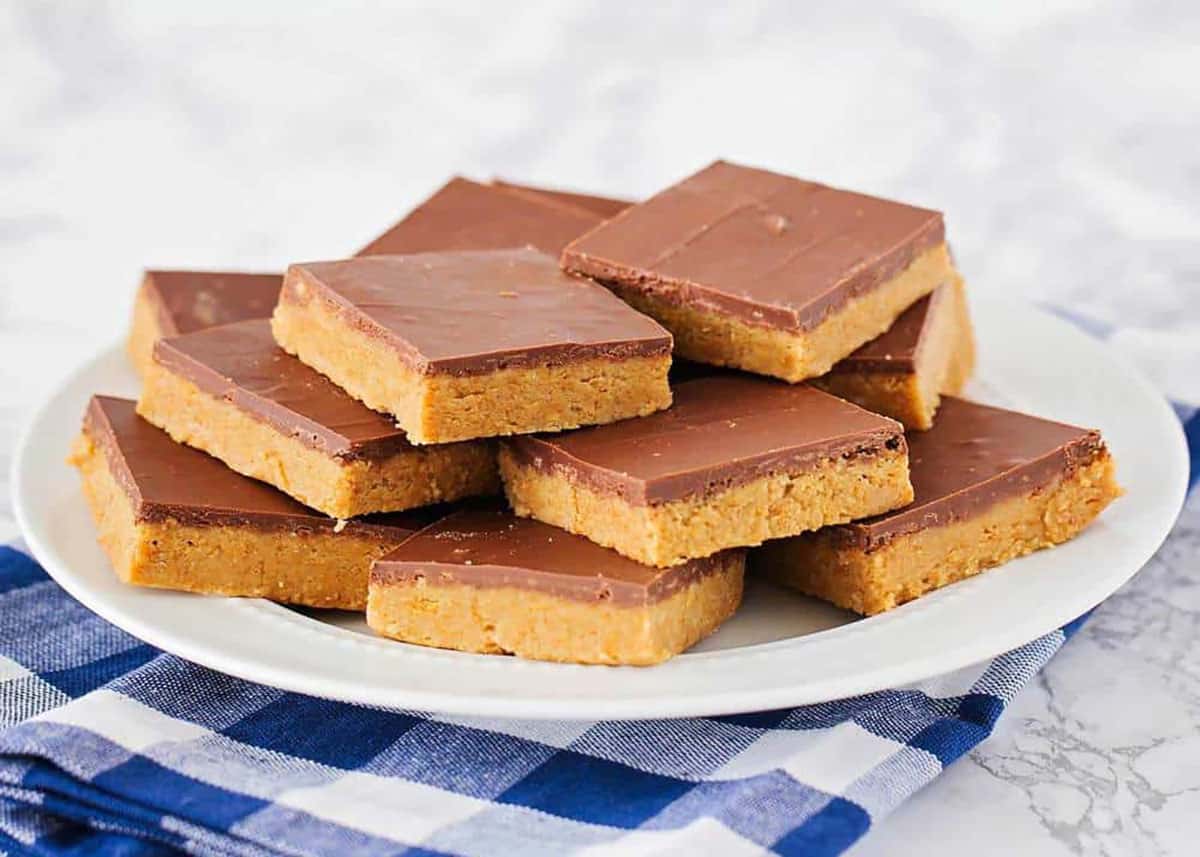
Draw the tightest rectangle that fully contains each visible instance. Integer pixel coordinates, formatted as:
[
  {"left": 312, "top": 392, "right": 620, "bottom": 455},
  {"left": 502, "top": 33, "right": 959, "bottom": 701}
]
[{"left": 2, "top": 4, "right": 1199, "bottom": 853}]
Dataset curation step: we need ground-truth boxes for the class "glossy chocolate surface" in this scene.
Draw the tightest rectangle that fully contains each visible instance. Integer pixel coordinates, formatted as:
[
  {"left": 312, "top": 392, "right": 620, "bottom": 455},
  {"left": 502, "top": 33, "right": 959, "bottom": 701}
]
[
  {"left": 83, "top": 396, "right": 437, "bottom": 536},
  {"left": 371, "top": 504, "right": 736, "bottom": 604},
  {"left": 503, "top": 375, "right": 906, "bottom": 505},
  {"left": 153, "top": 319, "right": 419, "bottom": 460},
  {"left": 358, "top": 177, "right": 603, "bottom": 257},
  {"left": 829, "top": 396, "right": 1107, "bottom": 549},
  {"left": 562, "top": 160, "right": 944, "bottom": 332},
  {"left": 143, "top": 270, "right": 281, "bottom": 336},
  {"left": 491, "top": 180, "right": 632, "bottom": 219},
  {"left": 286, "top": 248, "right": 672, "bottom": 376}
]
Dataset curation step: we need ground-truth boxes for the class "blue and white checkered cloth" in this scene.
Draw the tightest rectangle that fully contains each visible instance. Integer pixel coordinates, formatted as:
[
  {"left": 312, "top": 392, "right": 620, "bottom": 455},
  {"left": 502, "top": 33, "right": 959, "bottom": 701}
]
[{"left": 2, "top": 380, "right": 1197, "bottom": 856}]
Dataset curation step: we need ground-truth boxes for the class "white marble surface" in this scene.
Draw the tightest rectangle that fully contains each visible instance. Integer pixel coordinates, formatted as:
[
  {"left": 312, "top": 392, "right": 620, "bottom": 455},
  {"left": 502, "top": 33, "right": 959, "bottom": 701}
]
[{"left": 2, "top": 2, "right": 1197, "bottom": 854}]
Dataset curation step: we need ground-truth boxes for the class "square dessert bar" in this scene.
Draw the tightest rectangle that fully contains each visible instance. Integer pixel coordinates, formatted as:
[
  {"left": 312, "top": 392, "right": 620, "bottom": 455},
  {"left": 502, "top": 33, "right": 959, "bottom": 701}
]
[
  {"left": 70, "top": 397, "right": 436, "bottom": 609},
  {"left": 357, "top": 177, "right": 605, "bottom": 257},
  {"left": 562, "top": 160, "right": 961, "bottom": 382},
  {"left": 137, "top": 319, "right": 498, "bottom": 518},
  {"left": 812, "top": 278, "right": 976, "bottom": 429},
  {"left": 272, "top": 248, "right": 674, "bottom": 444},
  {"left": 754, "top": 397, "right": 1121, "bottom": 615},
  {"left": 500, "top": 375, "right": 913, "bottom": 567},
  {"left": 367, "top": 505, "right": 744, "bottom": 665},
  {"left": 127, "top": 269, "right": 281, "bottom": 376}
]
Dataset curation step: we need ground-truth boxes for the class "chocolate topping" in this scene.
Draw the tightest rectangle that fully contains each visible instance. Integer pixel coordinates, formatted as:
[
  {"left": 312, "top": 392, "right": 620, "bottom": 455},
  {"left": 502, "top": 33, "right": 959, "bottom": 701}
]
[
  {"left": 82, "top": 396, "right": 437, "bottom": 536},
  {"left": 503, "top": 375, "right": 906, "bottom": 505},
  {"left": 491, "top": 180, "right": 632, "bottom": 219},
  {"left": 829, "top": 396, "right": 1108, "bottom": 550},
  {"left": 357, "top": 177, "right": 603, "bottom": 257},
  {"left": 152, "top": 319, "right": 427, "bottom": 460},
  {"left": 143, "top": 270, "right": 282, "bottom": 336},
  {"left": 285, "top": 248, "right": 673, "bottom": 376},
  {"left": 371, "top": 504, "right": 735, "bottom": 605},
  {"left": 562, "top": 160, "right": 945, "bottom": 332}
]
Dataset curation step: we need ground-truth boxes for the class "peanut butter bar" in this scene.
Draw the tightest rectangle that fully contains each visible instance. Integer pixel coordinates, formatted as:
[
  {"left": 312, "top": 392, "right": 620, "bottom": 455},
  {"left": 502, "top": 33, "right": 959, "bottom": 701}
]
[
  {"left": 137, "top": 320, "right": 498, "bottom": 518},
  {"left": 812, "top": 278, "right": 976, "bottom": 429},
  {"left": 367, "top": 505, "right": 744, "bottom": 665},
  {"left": 126, "top": 270, "right": 280, "bottom": 376},
  {"left": 754, "top": 397, "right": 1121, "bottom": 615},
  {"left": 562, "top": 160, "right": 961, "bottom": 382},
  {"left": 70, "top": 397, "right": 435, "bottom": 609},
  {"left": 358, "top": 177, "right": 603, "bottom": 257},
  {"left": 272, "top": 248, "right": 674, "bottom": 444},
  {"left": 500, "top": 375, "right": 913, "bottom": 567}
]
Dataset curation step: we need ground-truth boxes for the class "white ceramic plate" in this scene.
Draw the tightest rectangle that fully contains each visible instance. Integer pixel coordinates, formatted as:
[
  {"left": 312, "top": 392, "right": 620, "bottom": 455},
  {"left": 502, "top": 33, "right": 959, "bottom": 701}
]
[{"left": 11, "top": 298, "right": 1188, "bottom": 719}]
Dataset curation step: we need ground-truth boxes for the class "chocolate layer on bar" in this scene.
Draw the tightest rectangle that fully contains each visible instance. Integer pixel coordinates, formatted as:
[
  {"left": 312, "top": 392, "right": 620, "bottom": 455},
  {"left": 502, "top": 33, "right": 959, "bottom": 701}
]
[
  {"left": 503, "top": 375, "right": 906, "bottom": 505},
  {"left": 143, "top": 270, "right": 281, "bottom": 335},
  {"left": 372, "top": 504, "right": 729, "bottom": 605},
  {"left": 358, "top": 178, "right": 602, "bottom": 257},
  {"left": 84, "top": 396, "right": 437, "bottom": 536},
  {"left": 153, "top": 319, "right": 417, "bottom": 461},
  {"left": 562, "top": 160, "right": 944, "bottom": 332},
  {"left": 828, "top": 396, "right": 1107, "bottom": 550},
  {"left": 286, "top": 248, "right": 673, "bottom": 376},
  {"left": 491, "top": 180, "right": 632, "bottom": 219},
  {"left": 829, "top": 285, "right": 945, "bottom": 374}
]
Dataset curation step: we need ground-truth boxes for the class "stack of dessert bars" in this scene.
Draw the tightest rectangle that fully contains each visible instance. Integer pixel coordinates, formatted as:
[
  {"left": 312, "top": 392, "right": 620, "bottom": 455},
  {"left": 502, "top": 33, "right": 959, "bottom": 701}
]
[{"left": 73, "top": 161, "right": 1120, "bottom": 665}]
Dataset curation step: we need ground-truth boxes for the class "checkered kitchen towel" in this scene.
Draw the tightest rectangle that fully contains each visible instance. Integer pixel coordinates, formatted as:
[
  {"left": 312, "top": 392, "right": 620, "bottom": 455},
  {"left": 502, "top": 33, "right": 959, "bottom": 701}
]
[{"left": 2, "top": 408, "right": 1196, "bottom": 854}]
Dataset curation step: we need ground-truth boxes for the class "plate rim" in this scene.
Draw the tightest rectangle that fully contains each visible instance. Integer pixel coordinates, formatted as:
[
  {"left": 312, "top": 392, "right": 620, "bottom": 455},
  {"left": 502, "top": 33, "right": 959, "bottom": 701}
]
[{"left": 10, "top": 301, "right": 1189, "bottom": 719}]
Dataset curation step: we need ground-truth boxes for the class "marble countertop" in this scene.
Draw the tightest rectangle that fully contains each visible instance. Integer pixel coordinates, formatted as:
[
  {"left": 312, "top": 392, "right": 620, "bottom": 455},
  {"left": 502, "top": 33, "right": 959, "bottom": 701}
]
[{"left": 2, "top": 2, "right": 1196, "bottom": 854}]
